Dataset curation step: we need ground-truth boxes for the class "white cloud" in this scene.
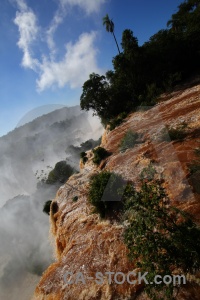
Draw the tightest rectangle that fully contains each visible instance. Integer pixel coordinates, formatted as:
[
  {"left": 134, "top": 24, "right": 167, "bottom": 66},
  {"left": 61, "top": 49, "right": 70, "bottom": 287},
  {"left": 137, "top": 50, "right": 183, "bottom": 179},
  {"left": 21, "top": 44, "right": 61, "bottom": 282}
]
[
  {"left": 15, "top": 0, "right": 27, "bottom": 11},
  {"left": 37, "top": 32, "right": 101, "bottom": 91},
  {"left": 13, "top": 0, "right": 104, "bottom": 91},
  {"left": 46, "top": 9, "right": 65, "bottom": 56},
  {"left": 14, "top": 3, "right": 39, "bottom": 70},
  {"left": 46, "top": 0, "right": 105, "bottom": 55},
  {"left": 59, "top": 0, "right": 106, "bottom": 14}
]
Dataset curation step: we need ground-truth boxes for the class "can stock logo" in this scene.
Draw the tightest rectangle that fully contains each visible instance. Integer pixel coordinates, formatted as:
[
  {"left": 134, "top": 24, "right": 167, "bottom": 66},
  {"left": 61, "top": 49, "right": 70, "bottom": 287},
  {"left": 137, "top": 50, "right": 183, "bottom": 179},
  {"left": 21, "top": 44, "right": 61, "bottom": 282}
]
[{"left": 62, "top": 270, "right": 186, "bottom": 286}]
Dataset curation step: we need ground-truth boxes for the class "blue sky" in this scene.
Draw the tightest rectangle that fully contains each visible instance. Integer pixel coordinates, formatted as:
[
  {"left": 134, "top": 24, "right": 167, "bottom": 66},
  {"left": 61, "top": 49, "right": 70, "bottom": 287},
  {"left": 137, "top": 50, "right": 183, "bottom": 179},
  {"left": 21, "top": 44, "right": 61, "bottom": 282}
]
[{"left": 0, "top": 0, "right": 183, "bottom": 137}]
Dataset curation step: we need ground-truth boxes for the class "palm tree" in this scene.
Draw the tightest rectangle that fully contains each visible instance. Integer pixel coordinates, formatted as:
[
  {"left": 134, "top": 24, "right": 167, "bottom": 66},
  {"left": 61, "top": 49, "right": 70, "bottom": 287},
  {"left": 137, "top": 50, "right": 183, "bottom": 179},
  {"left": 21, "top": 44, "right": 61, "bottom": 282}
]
[{"left": 102, "top": 14, "right": 121, "bottom": 54}]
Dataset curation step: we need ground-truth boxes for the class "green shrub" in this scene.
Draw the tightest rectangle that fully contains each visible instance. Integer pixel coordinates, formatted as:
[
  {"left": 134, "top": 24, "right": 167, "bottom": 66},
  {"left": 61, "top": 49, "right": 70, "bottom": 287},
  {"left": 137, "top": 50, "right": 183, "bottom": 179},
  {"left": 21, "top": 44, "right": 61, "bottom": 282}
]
[
  {"left": 188, "top": 149, "right": 200, "bottom": 174},
  {"left": 80, "top": 137, "right": 101, "bottom": 150},
  {"left": 72, "top": 196, "right": 78, "bottom": 202},
  {"left": 138, "top": 83, "right": 160, "bottom": 107},
  {"left": 43, "top": 200, "right": 52, "bottom": 215},
  {"left": 92, "top": 147, "right": 109, "bottom": 165},
  {"left": 46, "top": 161, "right": 75, "bottom": 184},
  {"left": 88, "top": 171, "right": 125, "bottom": 218},
  {"left": 80, "top": 151, "right": 87, "bottom": 158},
  {"left": 80, "top": 151, "right": 88, "bottom": 164},
  {"left": 82, "top": 156, "right": 88, "bottom": 164},
  {"left": 194, "top": 147, "right": 200, "bottom": 157},
  {"left": 120, "top": 130, "right": 139, "bottom": 152},
  {"left": 168, "top": 128, "right": 186, "bottom": 140},
  {"left": 66, "top": 138, "right": 102, "bottom": 161},
  {"left": 189, "top": 163, "right": 200, "bottom": 175},
  {"left": 160, "top": 123, "right": 187, "bottom": 142},
  {"left": 188, "top": 147, "right": 200, "bottom": 175},
  {"left": 189, "top": 171, "right": 200, "bottom": 194},
  {"left": 123, "top": 166, "right": 200, "bottom": 300},
  {"left": 163, "top": 72, "right": 182, "bottom": 92},
  {"left": 109, "top": 112, "right": 127, "bottom": 131},
  {"left": 188, "top": 147, "right": 200, "bottom": 194},
  {"left": 51, "top": 201, "right": 58, "bottom": 214}
]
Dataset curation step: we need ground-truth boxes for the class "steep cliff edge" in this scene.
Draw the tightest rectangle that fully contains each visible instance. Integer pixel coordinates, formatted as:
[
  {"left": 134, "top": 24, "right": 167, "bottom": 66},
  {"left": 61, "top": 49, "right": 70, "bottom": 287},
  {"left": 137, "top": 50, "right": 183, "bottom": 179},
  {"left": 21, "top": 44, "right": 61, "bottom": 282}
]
[{"left": 33, "top": 84, "right": 200, "bottom": 300}]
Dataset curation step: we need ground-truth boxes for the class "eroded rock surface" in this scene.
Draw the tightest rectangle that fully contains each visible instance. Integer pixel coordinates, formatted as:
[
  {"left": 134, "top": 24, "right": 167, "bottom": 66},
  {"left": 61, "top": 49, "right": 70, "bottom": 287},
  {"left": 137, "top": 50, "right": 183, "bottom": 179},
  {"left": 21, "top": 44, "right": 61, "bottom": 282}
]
[{"left": 33, "top": 84, "right": 200, "bottom": 300}]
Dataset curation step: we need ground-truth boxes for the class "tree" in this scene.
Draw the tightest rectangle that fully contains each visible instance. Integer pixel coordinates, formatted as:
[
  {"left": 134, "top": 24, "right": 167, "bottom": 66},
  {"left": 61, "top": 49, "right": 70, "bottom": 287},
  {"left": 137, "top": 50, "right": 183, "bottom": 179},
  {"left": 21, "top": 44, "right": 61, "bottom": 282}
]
[
  {"left": 80, "top": 73, "right": 110, "bottom": 123},
  {"left": 167, "top": 0, "right": 200, "bottom": 34},
  {"left": 120, "top": 29, "right": 143, "bottom": 100},
  {"left": 88, "top": 171, "right": 125, "bottom": 218},
  {"left": 80, "top": 72, "right": 135, "bottom": 124},
  {"left": 46, "top": 161, "right": 75, "bottom": 184},
  {"left": 103, "top": 14, "right": 121, "bottom": 54},
  {"left": 80, "top": 0, "right": 200, "bottom": 126},
  {"left": 121, "top": 29, "right": 139, "bottom": 56}
]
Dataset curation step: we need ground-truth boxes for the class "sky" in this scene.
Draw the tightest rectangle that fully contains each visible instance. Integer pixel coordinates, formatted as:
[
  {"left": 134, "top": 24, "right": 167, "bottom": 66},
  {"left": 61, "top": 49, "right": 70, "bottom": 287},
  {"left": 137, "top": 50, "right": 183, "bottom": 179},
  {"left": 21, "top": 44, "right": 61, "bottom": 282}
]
[{"left": 0, "top": 0, "right": 183, "bottom": 137}]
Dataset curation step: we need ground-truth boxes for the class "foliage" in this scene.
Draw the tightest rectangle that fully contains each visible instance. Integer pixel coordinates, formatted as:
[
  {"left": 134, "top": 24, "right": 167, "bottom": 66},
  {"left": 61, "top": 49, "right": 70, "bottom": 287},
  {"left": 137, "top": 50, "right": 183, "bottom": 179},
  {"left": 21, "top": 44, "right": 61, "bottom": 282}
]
[
  {"left": 189, "top": 170, "right": 200, "bottom": 194},
  {"left": 160, "top": 123, "right": 187, "bottom": 141},
  {"left": 43, "top": 200, "right": 52, "bottom": 215},
  {"left": 72, "top": 196, "right": 78, "bottom": 202},
  {"left": 82, "top": 156, "right": 88, "bottom": 164},
  {"left": 81, "top": 1, "right": 200, "bottom": 124},
  {"left": 163, "top": 72, "right": 182, "bottom": 92},
  {"left": 140, "top": 163, "right": 157, "bottom": 180},
  {"left": 80, "top": 72, "right": 133, "bottom": 125},
  {"left": 66, "top": 138, "right": 101, "bottom": 163},
  {"left": 80, "top": 138, "right": 101, "bottom": 150},
  {"left": 50, "top": 119, "right": 71, "bottom": 132},
  {"left": 51, "top": 201, "right": 58, "bottom": 214},
  {"left": 88, "top": 171, "right": 125, "bottom": 218},
  {"left": 188, "top": 162, "right": 200, "bottom": 175},
  {"left": 189, "top": 144, "right": 200, "bottom": 175},
  {"left": 80, "top": 151, "right": 88, "bottom": 164},
  {"left": 194, "top": 147, "right": 200, "bottom": 157},
  {"left": 167, "top": 0, "right": 200, "bottom": 36},
  {"left": 108, "top": 112, "right": 127, "bottom": 130},
  {"left": 80, "top": 73, "right": 110, "bottom": 123},
  {"left": 46, "top": 161, "right": 75, "bottom": 184},
  {"left": 102, "top": 14, "right": 121, "bottom": 54},
  {"left": 80, "top": 151, "right": 87, "bottom": 158},
  {"left": 92, "top": 147, "right": 109, "bottom": 165},
  {"left": 120, "top": 130, "right": 140, "bottom": 152},
  {"left": 188, "top": 147, "right": 200, "bottom": 194},
  {"left": 123, "top": 165, "right": 200, "bottom": 300},
  {"left": 138, "top": 83, "right": 161, "bottom": 107}
]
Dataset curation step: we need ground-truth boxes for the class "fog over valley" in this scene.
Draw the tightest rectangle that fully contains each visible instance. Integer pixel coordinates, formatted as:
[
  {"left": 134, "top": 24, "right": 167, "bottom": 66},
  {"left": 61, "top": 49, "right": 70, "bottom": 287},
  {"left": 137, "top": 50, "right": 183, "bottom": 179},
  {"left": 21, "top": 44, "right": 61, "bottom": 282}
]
[{"left": 0, "top": 105, "right": 103, "bottom": 299}]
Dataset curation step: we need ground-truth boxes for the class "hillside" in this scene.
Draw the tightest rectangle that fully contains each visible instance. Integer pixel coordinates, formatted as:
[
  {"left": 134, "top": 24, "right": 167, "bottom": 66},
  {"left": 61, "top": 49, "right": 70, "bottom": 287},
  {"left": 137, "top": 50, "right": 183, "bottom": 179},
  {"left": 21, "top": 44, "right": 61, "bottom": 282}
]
[
  {"left": 0, "top": 106, "right": 103, "bottom": 300},
  {"left": 0, "top": 106, "right": 102, "bottom": 204},
  {"left": 33, "top": 83, "right": 200, "bottom": 299}
]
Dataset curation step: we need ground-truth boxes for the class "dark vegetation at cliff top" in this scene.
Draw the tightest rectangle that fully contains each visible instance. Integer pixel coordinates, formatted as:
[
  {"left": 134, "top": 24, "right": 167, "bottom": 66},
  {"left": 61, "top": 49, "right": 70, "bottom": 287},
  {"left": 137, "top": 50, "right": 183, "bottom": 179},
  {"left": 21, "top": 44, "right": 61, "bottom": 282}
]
[{"left": 80, "top": 0, "right": 200, "bottom": 126}]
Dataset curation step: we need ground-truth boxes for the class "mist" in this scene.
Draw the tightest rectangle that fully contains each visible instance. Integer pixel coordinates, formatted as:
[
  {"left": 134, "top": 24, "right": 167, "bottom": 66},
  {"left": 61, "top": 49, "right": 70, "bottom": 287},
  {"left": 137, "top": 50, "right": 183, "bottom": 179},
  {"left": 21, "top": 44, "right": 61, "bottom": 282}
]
[{"left": 0, "top": 105, "right": 103, "bottom": 299}]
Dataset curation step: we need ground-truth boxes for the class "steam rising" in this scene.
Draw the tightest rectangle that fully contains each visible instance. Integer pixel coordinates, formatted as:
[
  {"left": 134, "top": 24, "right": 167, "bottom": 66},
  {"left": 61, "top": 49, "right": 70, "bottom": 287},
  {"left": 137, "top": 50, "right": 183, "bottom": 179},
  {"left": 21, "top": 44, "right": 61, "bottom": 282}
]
[{"left": 0, "top": 105, "right": 103, "bottom": 299}]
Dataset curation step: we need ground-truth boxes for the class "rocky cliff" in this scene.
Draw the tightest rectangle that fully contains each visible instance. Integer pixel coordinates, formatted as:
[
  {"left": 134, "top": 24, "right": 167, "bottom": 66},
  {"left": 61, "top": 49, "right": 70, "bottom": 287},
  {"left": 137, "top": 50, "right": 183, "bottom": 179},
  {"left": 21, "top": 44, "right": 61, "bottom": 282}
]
[{"left": 33, "top": 83, "right": 200, "bottom": 300}]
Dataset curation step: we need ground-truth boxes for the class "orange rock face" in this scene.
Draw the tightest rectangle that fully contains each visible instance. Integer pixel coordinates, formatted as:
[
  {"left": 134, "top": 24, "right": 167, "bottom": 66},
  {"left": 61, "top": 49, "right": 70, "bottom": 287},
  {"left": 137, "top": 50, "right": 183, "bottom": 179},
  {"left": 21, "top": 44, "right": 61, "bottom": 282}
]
[{"left": 33, "top": 84, "right": 200, "bottom": 300}]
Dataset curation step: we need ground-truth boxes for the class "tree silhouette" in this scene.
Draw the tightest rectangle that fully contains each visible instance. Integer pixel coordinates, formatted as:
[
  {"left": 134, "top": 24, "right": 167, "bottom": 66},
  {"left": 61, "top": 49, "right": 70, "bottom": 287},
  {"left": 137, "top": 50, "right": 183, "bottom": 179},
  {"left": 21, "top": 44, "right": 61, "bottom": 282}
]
[{"left": 102, "top": 14, "right": 121, "bottom": 54}]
